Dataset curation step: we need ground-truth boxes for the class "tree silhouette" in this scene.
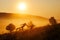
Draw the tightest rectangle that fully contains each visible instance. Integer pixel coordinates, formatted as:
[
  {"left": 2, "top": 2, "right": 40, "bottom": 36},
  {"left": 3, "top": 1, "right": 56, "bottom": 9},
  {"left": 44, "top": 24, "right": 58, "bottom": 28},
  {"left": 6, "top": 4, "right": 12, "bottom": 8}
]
[
  {"left": 20, "top": 23, "right": 26, "bottom": 31},
  {"left": 26, "top": 21, "right": 34, "bottom": 30},
  {"left": 6, "top": 23, "right": 15, "bottom": 32},
  {"left": 49, "top": 17, "right": 57, "bottom": 25},
  {"left": 16, "top": 23, "right": 26, "bottom": 31}
]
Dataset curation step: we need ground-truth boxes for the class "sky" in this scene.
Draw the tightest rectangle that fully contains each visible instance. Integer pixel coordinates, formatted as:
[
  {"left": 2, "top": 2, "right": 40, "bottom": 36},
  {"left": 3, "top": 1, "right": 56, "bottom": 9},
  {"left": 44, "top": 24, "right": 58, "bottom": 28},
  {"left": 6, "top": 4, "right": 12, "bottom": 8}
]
[{"left": 0, "top": 0, "right": 60, "bottom": 19}]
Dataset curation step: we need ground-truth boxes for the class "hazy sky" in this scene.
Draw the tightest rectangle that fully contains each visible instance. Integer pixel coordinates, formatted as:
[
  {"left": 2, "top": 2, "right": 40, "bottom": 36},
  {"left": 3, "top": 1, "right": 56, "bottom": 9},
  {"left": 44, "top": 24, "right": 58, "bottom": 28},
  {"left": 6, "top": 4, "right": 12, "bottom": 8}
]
[{"left": 0, "top": 0, "right": 60, "bottom": 19}]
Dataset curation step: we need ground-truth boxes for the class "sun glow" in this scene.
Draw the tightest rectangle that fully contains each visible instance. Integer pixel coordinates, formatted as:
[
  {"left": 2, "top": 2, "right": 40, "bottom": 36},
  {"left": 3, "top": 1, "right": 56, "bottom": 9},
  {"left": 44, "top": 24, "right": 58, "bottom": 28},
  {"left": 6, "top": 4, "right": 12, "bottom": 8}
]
[
  {"left": 15, "top": 2, "right": 28, "bottom": 14},
  {"left": 18, "top": 2, "right": 26, "bottom": 11}
]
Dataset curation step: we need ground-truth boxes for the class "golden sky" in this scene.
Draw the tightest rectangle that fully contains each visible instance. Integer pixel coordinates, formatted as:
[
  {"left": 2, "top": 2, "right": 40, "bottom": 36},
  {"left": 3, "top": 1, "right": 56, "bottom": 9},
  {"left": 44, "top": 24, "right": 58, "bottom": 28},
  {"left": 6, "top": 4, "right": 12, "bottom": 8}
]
[{"left": 0, "top": 0, "right": 60, "bottom": 19}]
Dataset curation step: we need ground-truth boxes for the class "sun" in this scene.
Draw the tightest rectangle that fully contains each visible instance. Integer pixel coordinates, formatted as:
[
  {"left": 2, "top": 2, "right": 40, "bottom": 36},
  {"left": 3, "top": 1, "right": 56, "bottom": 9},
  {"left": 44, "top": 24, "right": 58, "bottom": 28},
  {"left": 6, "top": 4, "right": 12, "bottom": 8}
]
[
  {"left": 15, "top": 2, "right": 27, "bottom": 14},
  {"left": 18, "top": 2, "right": 26, "bottom": 11}
]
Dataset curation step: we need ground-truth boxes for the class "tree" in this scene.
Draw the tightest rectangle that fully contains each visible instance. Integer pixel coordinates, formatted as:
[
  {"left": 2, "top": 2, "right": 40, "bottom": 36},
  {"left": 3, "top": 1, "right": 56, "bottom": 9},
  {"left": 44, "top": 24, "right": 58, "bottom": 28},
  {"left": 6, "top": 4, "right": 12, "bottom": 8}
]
[
  {"left": 20, "top": 23, "right": 26, "bottom": 30},
  {"left": 49, "top": 17, "right": 57, "bottom": 25},
  {"left": 26, "top": 21, "right": 34, "bottom": 30},
  {"left": 16, "top": 23, "right": 26, "bottom": 31},
  {"left": 6, "top": 23, "right": 15, "bottom": 32}
]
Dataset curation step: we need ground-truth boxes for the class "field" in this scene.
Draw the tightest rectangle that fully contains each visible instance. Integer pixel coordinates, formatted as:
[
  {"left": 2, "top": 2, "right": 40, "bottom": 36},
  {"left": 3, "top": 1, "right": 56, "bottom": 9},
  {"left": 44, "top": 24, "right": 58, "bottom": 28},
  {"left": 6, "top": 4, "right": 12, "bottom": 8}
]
[{"left": 0, "top": 13, "right": 60, "bottom": 40}]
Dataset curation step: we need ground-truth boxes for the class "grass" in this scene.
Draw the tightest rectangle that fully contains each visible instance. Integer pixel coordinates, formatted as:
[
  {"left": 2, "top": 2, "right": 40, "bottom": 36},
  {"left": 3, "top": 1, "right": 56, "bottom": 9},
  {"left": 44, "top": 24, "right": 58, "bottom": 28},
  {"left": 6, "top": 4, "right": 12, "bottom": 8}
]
[{"left": 0, "top": 23, "right": 60, "bottom": 40}]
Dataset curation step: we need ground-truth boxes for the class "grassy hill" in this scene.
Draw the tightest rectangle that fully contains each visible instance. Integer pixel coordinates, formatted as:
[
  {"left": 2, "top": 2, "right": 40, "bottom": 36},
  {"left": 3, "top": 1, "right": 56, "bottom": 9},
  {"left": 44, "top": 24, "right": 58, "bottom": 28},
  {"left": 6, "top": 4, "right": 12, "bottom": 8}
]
[
  {"left": 0, "top": 23, "right": 60, "bottom": 40},
  {"left": 0, "top": 12, "right": 60, "bottom": 40},
  {"left": 0, "top": 12, "right": 49, "bottom": 34}
]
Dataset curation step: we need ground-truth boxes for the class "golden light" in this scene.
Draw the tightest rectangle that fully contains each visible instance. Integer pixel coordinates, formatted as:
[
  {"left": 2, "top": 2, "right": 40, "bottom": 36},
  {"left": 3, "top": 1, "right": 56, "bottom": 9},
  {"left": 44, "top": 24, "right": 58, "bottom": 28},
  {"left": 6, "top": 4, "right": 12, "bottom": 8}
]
[
  {"left": 17, "top": 2, "right": 26, "bottom": 11},
  {"left": 15, "top": 2, "right": 28, "bottom": 14}
]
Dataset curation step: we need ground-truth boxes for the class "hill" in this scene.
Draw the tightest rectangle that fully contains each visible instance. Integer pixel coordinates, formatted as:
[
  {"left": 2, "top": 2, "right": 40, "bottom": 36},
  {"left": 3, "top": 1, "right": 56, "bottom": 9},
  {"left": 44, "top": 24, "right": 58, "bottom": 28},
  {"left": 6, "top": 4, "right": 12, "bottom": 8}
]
[
  {"left": 0, "top": 12, "right": 49, "bottom": 34},
  {"left": 0, "top": 12, "right": 47, "bottom": 19},
  {"left": 0, "top": 23, "right": 60, "bottom": 40}
]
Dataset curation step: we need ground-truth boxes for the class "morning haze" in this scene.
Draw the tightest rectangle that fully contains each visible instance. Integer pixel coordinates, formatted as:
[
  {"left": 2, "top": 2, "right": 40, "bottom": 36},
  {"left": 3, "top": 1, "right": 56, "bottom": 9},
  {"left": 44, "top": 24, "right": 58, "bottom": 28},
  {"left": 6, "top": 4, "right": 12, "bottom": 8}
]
[
  {"left": 0, "top": 0, "right": 60, "bottom": 19},
  {"left": 0, "top": 0, "right": 60, "bottom": 40}
]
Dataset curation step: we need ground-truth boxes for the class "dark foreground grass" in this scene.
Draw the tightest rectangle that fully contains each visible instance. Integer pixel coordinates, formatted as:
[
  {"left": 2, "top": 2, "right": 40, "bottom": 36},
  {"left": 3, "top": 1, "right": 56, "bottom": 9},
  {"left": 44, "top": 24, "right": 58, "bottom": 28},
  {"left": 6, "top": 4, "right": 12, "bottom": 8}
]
[{"left": 0, "top": 23, "right": 60, "bottom": 40}]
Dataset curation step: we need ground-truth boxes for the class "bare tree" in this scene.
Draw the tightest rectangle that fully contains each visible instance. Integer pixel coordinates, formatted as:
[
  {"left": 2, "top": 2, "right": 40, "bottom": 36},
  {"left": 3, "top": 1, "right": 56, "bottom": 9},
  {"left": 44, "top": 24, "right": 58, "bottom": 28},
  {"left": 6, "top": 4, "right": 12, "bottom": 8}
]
[
  {"left": 6, "top": 23, "right": 15, "bottom": 32},
  {"left": 26, "top": 21, "right": 34, "bottom": 30},
  {"left": 16, "top": 23, "right": 26, "bottom": 31},
  {"left": 20, "top": 23, "right": 26, "bottom": 30}
]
